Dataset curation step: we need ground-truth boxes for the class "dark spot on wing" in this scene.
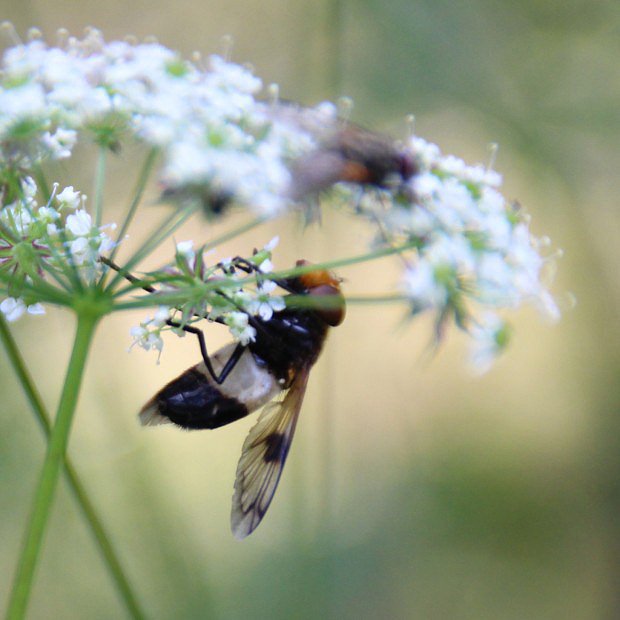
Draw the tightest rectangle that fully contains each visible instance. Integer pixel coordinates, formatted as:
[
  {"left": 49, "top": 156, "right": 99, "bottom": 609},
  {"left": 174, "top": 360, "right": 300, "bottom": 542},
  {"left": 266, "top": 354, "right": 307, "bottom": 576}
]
[{"left": 263, "top": 432, "right": 286, "bottom": 463}]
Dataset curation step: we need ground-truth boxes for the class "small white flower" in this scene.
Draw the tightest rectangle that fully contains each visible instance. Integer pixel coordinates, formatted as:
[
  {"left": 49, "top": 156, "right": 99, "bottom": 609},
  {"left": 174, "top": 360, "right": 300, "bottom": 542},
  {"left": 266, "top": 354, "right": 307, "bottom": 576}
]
[
  {"left": 27, "top": 302, "right": 46, "bottom": 316},
  {"left": 152, "top": 306, "right": 171, "bottom": 327},
  {"left": 0, "top": 297, "right": 26, "bottom": 322},
  {"left": 37, "top": 206, "right": 60, "bottom": 224},
  {"left": 440, "top": 155, "right": 467, "bottom": 176},
  {"left": 409, "top": 136, "right": 441, "bottom": 167},
  {"left": 176, "top": 240, "right": 195, "bottom": 260},
  {"left": 411, "top": 172, "right": 442, "bottom": 199},
  {"left": 66, "top": 210, "right": 92, "bottom": 236},
  {"left": 69, "top": 236, "right": 90, "bottom": 265},
  {"left": 97, "top": 233, "right": 116, "bottom": 255},
  {"left": 469, "top": 313, "right": 510, "bottom": 374},
  {"left": 57, "top": 187, "right": 82, "bottom": 210},
  {"left": 130, "top": 325, "right": 148, "bottom": 341},
  {"left": 225, "top": 311, "right": 257, "bottom": 345},
  {"left": 129, "top": 324, "right": 165, "bottom": 362},
  {"left": 264, "top": 236, "right": 280, "bottom": 252},
  {"left": 22, "top": 177, "right": 38, "bottom": 201},
  {"left": 3, "top": 206, "right": 34, "bottom": 236},
  {"left": 257, "top": 258, "right": 273, "bottom": 273},
  {"left": 42, "top": 128, "right": 77, "bottom": 159},
  {"left": 246, "top": 280, "right": 285, "bottom": 321}
]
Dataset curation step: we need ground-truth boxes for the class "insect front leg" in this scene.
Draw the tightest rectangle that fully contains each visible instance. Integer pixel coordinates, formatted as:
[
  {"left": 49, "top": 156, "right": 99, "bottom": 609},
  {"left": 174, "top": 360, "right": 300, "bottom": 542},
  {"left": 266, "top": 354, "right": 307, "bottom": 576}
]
[
  {"left": 221, "top": 256, "right": 301, "bottom": 294},
  {"left": 166, "top": 319, "right": 246, "bottom": 385}
]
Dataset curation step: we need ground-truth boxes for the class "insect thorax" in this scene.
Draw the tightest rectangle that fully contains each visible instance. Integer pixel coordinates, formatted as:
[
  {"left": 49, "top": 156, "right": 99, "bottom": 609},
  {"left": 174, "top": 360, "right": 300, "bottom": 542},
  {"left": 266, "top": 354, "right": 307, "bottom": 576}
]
[{"left": 249, "top": 308, "right": 329, "bottom": 384}]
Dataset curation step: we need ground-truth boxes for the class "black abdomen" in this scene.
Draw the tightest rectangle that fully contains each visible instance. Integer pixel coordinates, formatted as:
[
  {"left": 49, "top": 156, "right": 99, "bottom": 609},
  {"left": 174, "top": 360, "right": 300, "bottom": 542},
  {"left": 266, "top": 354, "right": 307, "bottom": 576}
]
[{"left": 155, "top": 368, "right": 249, "bottom": 430}]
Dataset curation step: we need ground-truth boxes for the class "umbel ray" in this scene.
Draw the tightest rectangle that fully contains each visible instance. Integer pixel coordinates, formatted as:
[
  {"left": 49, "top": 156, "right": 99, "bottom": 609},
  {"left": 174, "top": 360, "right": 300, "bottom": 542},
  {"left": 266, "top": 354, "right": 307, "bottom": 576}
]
[{"left": 105, "top": 255, "right": 345, "bottom": 539}]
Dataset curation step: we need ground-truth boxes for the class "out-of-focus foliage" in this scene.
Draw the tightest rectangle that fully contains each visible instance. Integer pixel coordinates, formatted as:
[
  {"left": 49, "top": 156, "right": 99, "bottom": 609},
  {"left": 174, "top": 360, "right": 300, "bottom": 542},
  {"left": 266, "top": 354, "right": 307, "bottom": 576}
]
[{"left": 0, "top": 1, "right": 618, "bottom": 618}]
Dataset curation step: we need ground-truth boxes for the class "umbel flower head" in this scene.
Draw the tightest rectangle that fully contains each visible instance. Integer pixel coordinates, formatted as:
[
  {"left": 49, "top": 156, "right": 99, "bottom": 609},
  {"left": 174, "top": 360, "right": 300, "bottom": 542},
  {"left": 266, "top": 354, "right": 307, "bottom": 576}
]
[
  {"left": 0, "top": 174, "right": 116, "bottom": 320},
  {"left": 0, "top": 27, "right": 325, "bottom": 217},
  {"left": 0, "top": 26, "right": 561, "bottom": 371}
]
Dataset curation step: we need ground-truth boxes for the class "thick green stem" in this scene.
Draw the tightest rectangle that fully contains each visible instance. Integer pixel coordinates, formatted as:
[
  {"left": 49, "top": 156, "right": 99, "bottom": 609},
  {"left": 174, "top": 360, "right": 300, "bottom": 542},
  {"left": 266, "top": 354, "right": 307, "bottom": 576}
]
[
  {"left": 6, "top": 313, "right": 99, "bottom": 620},
  {"left": 0, "top": 317, "right": 145, "bottom": 619}
]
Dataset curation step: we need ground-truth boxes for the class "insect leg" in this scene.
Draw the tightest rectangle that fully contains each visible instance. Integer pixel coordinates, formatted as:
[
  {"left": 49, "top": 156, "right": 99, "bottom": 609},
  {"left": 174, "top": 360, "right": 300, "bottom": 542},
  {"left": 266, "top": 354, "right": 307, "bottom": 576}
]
[
  {"left": 166, "top": 319, "right": 246, "bottom": 385},
  {"left": 100, "top": 256, "right": 157, "bottom": 293},
  {"left": 221, "top": 256, "right": 301, "bottom": 294},
  {"left": 104, "top": 257, "right": 249, "bottom": 382}
]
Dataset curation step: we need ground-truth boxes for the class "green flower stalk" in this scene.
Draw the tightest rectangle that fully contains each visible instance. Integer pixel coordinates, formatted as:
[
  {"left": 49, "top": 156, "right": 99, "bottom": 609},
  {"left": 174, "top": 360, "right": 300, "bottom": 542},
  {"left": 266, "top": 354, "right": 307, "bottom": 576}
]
[{"left": 7, "top": 313, "right": 100, "bottom": 619}]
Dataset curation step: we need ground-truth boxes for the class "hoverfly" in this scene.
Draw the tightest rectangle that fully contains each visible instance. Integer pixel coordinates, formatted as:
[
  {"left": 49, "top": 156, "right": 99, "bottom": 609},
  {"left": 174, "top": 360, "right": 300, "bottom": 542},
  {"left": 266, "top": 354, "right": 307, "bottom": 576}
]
[
  {"left": 139, "top": 259, "right": 345, "bottom": 538},
  {"left": 281, "top": 104, "right": 417, "bottom": 200},
  {"left": 161, "top": 101, "right": 416, "bottom": 216}
]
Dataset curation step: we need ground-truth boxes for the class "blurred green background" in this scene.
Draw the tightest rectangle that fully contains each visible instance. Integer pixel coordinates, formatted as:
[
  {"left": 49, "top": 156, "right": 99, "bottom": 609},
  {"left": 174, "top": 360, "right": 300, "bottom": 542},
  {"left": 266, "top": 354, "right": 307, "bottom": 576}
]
[{"left": 1, "top": 1, "right": 619, "bottom": 618}]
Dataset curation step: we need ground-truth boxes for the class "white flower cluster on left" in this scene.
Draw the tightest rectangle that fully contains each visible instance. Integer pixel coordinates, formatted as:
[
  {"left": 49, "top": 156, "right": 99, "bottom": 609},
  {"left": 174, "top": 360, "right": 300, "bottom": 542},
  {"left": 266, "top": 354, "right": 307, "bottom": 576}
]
[
  {"left": 0, "top": 29, "right": 322, "bottom": 217},
  {"left": 0, "top": 177, "right": 116, "bottom": 321}
]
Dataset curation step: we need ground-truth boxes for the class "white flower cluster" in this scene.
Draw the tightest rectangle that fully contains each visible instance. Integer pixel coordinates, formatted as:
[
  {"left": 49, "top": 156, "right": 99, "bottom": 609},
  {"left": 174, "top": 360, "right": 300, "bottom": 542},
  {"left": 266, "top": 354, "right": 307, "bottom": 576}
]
[
  {"left": 0, "top": 29, "right": 324, "bottom": 217},
  {"left": 379, "top": 136, "right": 560, "bottom": 370},
  {"left": 129, "top": 237, "right": 285, "bottom": 355},
  {"left": 0, "top": 28, "right": 561, "bottom": 372},
  {"left": 0, "top": 177, "right": 116, "bottom": 321}
]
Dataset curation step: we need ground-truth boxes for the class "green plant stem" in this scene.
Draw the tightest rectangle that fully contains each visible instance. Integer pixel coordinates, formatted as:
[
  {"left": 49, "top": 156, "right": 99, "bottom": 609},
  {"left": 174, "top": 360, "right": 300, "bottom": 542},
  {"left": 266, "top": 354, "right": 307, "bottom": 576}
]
[
  {"left": 325, "top": 0, "right": 344, "bottom": 96},
  {"left": 32, "top": 164, "right": 51, "bottom": 203},
  {"left": 105, "top": 204, "right": 195, "bottom": 293},
  {"left": 108, "top": 214, "right": 267, "bottom": 300},
  {"left": 107, "top": 148, "right": 159, "bottom": 268},
  {"left": 93, "top": 146, "right": 107, "bottom": 228},
  {"left": 109, "top": 239, "right": 417, "bottom": 311},
  {"left": 6, "top": 313, "right": 99, "bottom": 620},
  {"left": 0, "top": 317, "right": 146, "bottom": 620}
]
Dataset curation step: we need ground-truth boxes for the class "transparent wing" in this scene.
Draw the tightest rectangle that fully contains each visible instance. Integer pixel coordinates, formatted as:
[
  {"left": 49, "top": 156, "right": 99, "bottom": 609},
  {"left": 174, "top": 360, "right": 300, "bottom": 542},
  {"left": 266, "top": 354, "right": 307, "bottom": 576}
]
[{"left": 231, "top": 369, "right": 310, "bottom": 539}]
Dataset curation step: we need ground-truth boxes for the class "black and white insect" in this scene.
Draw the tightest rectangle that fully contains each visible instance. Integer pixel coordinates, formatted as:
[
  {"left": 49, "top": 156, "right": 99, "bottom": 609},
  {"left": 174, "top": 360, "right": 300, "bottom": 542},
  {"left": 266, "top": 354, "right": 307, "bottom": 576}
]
[{"left": 138, "top": 259, "right": 345, "bottom": 538}]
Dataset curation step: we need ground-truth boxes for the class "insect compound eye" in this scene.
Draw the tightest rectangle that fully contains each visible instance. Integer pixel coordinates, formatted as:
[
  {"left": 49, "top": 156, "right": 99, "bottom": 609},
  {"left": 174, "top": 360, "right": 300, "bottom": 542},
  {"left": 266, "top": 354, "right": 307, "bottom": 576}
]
[
  {"left": 295, "top": 259, "right": 341, "bottom": 291},
  {"left": 307, "top": 284, "right": 346, "bottom": 326}
]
